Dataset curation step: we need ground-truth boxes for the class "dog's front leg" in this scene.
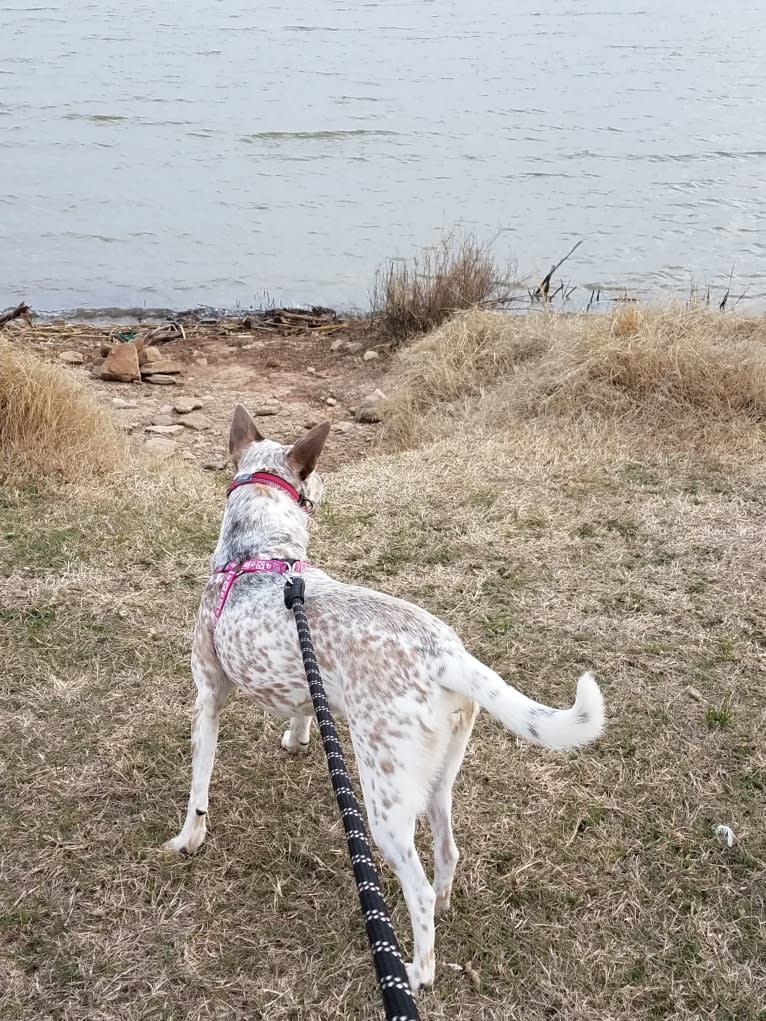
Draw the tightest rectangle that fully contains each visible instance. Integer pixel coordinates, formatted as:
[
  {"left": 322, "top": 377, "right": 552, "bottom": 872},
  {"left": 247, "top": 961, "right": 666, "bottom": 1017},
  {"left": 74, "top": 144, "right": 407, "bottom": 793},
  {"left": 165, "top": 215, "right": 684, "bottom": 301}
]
[{"left": 164, "top": 650, "right": 233, "bottom": 854}]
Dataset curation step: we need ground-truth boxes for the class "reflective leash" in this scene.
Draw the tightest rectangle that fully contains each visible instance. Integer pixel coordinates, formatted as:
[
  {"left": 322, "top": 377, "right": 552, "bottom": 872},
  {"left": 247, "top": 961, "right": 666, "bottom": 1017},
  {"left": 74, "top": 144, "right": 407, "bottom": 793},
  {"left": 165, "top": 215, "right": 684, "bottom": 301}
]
[{"left": 284, "top": 575, "right": 421, "bottom": 1021}]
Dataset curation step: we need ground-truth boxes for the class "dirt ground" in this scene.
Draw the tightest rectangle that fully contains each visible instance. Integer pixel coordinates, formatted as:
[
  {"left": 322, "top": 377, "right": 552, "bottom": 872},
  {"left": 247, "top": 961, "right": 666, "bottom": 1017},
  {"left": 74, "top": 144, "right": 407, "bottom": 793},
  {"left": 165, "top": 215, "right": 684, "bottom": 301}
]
[{"left": 12, "top": 313, "right": 390, "bottom": 470}]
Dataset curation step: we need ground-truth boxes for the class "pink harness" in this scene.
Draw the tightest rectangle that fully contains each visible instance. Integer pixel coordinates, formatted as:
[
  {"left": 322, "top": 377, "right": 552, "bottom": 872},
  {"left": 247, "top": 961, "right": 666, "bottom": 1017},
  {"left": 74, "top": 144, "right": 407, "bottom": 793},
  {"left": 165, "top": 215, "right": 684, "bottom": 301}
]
[
  {"left": 213, "top": 557, "right": 310, "bottom": 622},
  {"left": 212, "top": 470, "right": 312, "bottom": 628}
]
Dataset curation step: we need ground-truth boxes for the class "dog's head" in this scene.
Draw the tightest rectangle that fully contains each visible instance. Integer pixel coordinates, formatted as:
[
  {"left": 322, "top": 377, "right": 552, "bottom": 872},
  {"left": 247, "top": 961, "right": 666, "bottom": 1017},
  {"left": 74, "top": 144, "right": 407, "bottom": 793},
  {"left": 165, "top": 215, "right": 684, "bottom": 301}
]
[{"left": 228, "top": 404, "right": 330, "bottom": 508}]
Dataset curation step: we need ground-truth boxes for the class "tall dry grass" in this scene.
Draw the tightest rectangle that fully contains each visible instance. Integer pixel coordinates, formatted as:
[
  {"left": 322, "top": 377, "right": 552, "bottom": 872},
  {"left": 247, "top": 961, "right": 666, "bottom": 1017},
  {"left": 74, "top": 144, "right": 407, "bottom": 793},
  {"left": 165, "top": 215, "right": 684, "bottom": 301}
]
[
  {"left": 0, "top": 342, "right": 128, "bottom": 482},
  {"left": 385, "top": 306, "right": 766, "bottom": 447},
  {"left": 371, "top": 233, "right": 505, "bottom": 344}
]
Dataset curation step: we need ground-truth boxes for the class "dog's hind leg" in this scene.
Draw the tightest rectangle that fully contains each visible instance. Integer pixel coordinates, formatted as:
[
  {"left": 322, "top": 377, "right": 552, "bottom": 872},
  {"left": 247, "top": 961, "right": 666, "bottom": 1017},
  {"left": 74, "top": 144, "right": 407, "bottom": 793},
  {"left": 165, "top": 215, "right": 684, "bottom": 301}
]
[
  {"left": 163, "top": 638, "right": 233, "bottom": 855},
  {"left": 426, "top": 697, "right": 478, "bottom": 916},
  {"left": 281, "top": 712, "right": 312, "bottom": 754}
]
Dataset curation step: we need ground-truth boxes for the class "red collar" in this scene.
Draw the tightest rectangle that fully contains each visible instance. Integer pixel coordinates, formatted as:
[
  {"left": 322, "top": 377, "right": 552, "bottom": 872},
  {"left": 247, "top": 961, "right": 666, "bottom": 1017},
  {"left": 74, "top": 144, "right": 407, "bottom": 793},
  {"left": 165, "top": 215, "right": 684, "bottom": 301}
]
[{"left": 226, "top": 471, "right": 312, "bottom": 511}]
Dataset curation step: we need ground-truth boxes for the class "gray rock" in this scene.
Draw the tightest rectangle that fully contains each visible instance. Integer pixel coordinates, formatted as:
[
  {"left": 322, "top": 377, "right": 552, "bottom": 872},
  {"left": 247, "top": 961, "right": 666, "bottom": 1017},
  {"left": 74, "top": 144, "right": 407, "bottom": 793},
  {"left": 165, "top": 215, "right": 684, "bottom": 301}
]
[
  {"left": 58, "top": 350, "right": 84, "bottom": 365},
  {"left": 174, "top": 397, "right": 203, "bottom": 414},
  {"left": 144, "top": 437, "right": 176, "bottom": 458},
  {"left": 362, "top": 349, "right": 380, "bottom": 362},
  {"left": 178, "top": 411, "right": 211, "bottom": 431},
  {"left": 145, "top": 424, "right": 184, "bottom": 436},
  {"left": 144, "top": 373, "right": 177, "bottom": 385}
]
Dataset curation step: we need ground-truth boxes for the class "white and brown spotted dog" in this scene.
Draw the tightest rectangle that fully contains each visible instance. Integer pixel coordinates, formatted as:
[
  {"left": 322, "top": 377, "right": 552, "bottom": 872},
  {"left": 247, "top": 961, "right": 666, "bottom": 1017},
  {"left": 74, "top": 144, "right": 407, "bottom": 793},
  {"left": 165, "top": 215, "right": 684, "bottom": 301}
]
[{"left": 164, "top": 405, "right": 605, "bottom": 990}]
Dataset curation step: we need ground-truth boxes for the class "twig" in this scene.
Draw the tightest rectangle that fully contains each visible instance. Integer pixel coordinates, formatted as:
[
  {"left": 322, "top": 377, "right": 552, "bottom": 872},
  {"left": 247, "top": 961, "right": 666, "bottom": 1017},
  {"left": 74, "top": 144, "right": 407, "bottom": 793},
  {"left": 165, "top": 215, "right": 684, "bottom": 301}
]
[
  {"left": 0, "top": 301, "right": 31, "bottom": 327},
  {"left": 534, "top": 240, "right": 584, "bottom": 301},
  {"left": 719, "top": 262, "right": 735, "bottom": 311}
]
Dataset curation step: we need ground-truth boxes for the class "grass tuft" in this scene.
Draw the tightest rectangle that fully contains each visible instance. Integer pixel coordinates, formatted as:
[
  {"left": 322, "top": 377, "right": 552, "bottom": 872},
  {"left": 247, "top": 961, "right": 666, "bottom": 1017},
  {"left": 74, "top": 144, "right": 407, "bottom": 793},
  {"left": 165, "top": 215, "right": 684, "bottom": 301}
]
[
  {"left": 371, "top": 232, "right": 503, "bottom": 345},
  {"left": 0, "top": 341, "right": 128, "bottom": 482}
]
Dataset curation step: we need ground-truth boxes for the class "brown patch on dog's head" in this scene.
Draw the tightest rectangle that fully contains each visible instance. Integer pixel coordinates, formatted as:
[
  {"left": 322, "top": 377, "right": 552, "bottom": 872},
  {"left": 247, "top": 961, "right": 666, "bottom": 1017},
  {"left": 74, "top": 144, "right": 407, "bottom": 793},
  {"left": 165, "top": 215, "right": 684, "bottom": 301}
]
[{"left": 228, "top": 404, "right": 264, "bottom": 467}]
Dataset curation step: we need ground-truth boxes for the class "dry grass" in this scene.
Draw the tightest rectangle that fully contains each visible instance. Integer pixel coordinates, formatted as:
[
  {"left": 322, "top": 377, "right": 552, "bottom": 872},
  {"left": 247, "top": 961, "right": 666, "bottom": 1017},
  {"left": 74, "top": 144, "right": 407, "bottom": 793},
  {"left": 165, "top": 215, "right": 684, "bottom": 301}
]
[
  {"left": 2, "top": 312, "right": 766, "bottom": 1019},
  {"left": 0, "top": 342, "right": 128, "bottom": 482},
  {"left": 371, "top": 233, "right": 502, "bottom": 344},
  {"left": 385, "top": 306, "right": 766, "bottom": 448}
]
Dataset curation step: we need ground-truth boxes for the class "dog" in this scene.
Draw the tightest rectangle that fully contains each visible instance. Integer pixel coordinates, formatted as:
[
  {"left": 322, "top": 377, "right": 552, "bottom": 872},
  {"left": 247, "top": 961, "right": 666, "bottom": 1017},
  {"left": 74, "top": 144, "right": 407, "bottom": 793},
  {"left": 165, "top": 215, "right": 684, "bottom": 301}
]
[{"left": 164, "top": 404, "right": 606, "bottom": 990}]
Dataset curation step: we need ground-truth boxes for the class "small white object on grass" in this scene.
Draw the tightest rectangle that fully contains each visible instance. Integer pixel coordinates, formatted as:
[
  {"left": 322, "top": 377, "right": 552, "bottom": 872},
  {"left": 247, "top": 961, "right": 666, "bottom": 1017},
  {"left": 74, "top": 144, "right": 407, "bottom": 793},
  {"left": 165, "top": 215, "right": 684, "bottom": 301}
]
[{"left": 713, "top": 824, "right": 736, "bottom": 848}]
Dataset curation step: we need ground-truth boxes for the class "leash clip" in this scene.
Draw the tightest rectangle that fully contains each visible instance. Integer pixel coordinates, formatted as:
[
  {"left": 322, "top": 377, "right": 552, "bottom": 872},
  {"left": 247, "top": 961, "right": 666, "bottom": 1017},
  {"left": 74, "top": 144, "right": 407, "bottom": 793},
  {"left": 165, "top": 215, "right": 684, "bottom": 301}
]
[{"left": 284, "top": 575, "right": 306, "bottom": 609}]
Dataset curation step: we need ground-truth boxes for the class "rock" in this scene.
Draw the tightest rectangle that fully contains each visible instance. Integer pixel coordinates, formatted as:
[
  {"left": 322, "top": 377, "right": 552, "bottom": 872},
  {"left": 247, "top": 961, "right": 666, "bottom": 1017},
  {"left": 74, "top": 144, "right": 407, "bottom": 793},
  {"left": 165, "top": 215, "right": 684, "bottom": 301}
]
[
  {"left": 253, "top": 399, "right": 280, "bottom": 416},
  {"left": 101, "top": 341, "right": 141, "bottom": 383},
  {"left": 150, "top": 414, "right": 176, "bottom": 427},
  {"left": 363, "top": 349, "right": 380, "bottom": 362},
  {"left": 58, "top": 350, "right": 84, "bottom": 365},
  {"left": 265, "top": 358, "right": 280, "bottom": 369},
  {"left": 158, "top": 404, "right": 174, "bottom": 416},
  {"left": 144, "top": 437, "right": 176, "bottom": 458},
  {"left": 112, "top": 397, "right": 138, "bottom": 410},
  {"left": 139, "top": 346, "right": 163, "bottom": 366},
  {"left": 181, "top": 450, "right": 195, "bottom": 461},
  {"left": 346, "top": 341, "right": 363, "bottom": 355},
  {"left": 307, "top": 367, "right": 316, "bottom": 375},
  {"left": 356, "top": 389, "right": 385, "bottom": 424},
  {"left": 144, "top": 374, "right": 177, "bottom": 385},
  {"left": 100, "top": 340, "right": 113, "bottom": 358},
  {"left": 141, "top": 359, "right": 182, "bottom": 375},
  {"left": 332, "top": 421, "right": 353, "bottom": 434},
  {"left": 174, "top": 397, "right": 203, "bottom": 414},
  {"left": 145, "top": 424, "right": 183, "bottom": 436},
  {"left": 325, "top": 396, "right": 337, "bottom": 407},
  {"left": 203, "top": 458, "right": 228, "bottom": 471},
  {"left": 194, "top": 356, "right": 208, "bottom": 367},
  {"left": 178, "top": 411, "right": 211, "bottom": 431},
  {"left": 304, "top": 419, "right": 318, "bottom": 430},
  {"left": 330, "top": 339, "right": 345, "bottom": 352}
]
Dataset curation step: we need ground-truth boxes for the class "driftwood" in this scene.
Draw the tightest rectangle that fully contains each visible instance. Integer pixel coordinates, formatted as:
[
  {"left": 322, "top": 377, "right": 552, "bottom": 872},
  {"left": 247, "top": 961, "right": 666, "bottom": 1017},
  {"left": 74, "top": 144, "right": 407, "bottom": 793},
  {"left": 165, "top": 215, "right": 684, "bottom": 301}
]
[
  {"left": 144, "top": 322, "right": 186, "bottom": 345},
  {"left": 0, "top": 301, "right": 31, "bottom": 327},
  {"left": 241, "top": 306, "right": 347, "bottom": 336}
]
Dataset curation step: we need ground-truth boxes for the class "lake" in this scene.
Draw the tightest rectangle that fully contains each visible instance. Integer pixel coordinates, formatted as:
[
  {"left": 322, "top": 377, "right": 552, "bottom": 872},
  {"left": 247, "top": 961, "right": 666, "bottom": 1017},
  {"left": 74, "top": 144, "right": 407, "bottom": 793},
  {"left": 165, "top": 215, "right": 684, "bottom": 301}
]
[{"left": 2, "top": 0, "right": 765, "bottom": 313}]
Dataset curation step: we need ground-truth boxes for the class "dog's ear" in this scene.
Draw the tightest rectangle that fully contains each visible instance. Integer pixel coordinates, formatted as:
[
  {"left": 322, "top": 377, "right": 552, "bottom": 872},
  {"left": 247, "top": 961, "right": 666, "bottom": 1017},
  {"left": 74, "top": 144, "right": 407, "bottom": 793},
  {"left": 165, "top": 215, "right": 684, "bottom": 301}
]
[
  {"left": 287, "top": 421, "right": 331, "bottom": 480},
  {"left": 229, "top": 404, "right": 263, "bottom": 466}
]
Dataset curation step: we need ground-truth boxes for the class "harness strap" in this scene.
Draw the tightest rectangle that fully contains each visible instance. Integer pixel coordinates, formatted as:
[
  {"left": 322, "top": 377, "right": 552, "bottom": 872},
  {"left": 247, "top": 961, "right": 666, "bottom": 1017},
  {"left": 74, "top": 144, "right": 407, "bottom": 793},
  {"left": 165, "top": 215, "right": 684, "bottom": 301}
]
[
  {"left": 284, "top": 576, "right": 420, "bottom": 1021},
  {"left": 213, "top": 559, "right": 310, "bottom": 622}
]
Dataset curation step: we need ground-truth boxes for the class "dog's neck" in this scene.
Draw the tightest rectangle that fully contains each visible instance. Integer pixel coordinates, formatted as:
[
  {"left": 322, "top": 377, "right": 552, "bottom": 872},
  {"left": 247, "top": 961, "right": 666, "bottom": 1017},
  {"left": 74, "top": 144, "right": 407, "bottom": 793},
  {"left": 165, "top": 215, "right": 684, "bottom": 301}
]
[{"left": 212, "top": 487, "right": 309, "bottom": 567}]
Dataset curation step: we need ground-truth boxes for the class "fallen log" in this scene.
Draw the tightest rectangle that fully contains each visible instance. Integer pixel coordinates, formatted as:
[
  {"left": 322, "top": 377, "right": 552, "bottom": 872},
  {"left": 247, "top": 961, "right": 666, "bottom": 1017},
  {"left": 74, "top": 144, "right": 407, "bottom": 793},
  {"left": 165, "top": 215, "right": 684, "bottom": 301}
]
[{"left": 0, "top": 301, "right": 31, "bottom": 327}]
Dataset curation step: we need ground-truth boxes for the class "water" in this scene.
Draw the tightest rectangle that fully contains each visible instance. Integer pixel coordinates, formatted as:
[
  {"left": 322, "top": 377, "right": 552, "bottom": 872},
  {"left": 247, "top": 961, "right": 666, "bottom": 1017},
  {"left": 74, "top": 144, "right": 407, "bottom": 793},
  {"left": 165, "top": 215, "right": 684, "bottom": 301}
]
[{"left": 2, "top": 1, "right": 765, "bottom": 313}]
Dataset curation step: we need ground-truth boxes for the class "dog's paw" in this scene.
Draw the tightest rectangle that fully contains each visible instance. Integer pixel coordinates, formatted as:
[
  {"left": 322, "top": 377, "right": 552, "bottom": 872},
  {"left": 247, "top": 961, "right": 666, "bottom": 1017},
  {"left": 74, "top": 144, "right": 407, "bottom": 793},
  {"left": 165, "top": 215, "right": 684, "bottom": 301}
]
[
  {"left": 434, "top": 891, "right": 452, "bottom": 916},
  {"left": 161, "top": 828, "right": 206, "bottom": 856},
  {"left": 406, "top": 961, "right": 434, "bottom": 992},
  {"left": 280, "top": 730, "right": 310, "bottom": 755}
]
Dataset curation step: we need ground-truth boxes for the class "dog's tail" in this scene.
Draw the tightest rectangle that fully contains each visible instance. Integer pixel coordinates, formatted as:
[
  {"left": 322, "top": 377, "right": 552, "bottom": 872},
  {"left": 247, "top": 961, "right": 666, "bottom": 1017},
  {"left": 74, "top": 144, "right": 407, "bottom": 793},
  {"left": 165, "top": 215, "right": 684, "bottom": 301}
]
[{"left": 441, "top": 656, "right": 604, "bottom": 750}]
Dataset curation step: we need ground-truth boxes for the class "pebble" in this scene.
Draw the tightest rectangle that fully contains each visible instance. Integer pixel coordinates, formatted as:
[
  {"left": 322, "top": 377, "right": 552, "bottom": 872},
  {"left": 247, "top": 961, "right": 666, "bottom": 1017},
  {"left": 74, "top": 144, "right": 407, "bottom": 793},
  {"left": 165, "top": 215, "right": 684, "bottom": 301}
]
[
  {"left": 325, "top": 396, "right": 337, "bottom": 407},
  {"left": 144, "top": 374, "right": 177, "bottom": 385},
  {"left": 178, "top": 411, "right": 211, "bottom": 431},
  {"left": 144, "top": 437, "right": 176, "bottom": 458},
  {"left": 145, "top": 424, "right": 183, "bottom": 436},
  {"left": 363, "top": 349, "right": 380, "bottom": 362},
  {"left": 174, "top": 397, "right": 203, "bottom": 414},
  {"left": 58, "top": 350, "right": 84, "bottom": 365}
]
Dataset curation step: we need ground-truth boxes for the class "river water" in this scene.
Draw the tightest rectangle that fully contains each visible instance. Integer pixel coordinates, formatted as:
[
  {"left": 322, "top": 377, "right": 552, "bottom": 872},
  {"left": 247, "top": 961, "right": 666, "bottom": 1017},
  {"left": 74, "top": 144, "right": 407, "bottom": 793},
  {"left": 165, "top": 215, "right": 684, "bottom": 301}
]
[{"left": 2, "top": 1, "right": 765, "bottom": 313}]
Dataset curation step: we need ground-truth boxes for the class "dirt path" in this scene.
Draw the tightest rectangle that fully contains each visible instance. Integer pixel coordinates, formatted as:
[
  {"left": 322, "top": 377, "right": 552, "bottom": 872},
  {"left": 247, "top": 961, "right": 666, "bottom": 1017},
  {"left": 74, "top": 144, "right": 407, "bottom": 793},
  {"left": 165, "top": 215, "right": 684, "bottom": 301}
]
[{"left": 11, "top": 315, "right": 391, "bottom": 470}]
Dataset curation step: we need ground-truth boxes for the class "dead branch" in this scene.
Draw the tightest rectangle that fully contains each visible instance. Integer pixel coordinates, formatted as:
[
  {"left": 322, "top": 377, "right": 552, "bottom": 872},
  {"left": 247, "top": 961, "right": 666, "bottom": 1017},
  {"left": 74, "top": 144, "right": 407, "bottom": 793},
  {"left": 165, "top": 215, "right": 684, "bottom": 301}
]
[
  {"left": 533, "top": 240, "right": 584, "bottom": 301},
  {"left": 719, "top": 262, "right": 735, "bottom": 311},
  {"left": 0, "top": 301, "right": 31, "bottom": 327}
]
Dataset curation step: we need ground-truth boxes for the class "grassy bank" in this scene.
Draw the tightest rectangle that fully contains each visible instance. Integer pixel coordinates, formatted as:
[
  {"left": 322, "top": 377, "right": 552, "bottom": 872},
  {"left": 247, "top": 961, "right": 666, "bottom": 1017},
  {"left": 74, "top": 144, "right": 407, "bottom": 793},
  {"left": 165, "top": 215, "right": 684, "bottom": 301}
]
[{"left": 1, "top": 310, "right": 765, "bottom": 1020}]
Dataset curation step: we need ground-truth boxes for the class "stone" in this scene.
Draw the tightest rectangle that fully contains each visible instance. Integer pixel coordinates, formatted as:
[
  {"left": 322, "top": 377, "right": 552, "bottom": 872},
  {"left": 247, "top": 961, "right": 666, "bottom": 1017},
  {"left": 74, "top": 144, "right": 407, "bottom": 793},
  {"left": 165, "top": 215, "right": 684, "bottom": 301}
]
[
  {"left": 304, "top": 419, "right": 318, "bottom": 430},
  {"left": 141, "top": 359, "right": 182, "bottom": 375},
  {"left": 253, "top": 400, "right": 280, "bottom": 416},
  {"left": 307, "top": 367, "right": 316, "bottom": 374},
  {"left": 144, "top": 437, "right": 176, "bottom": 458},
  {"left": 145, "top": 424, "right": 183, "bottom": 436},
  {"left": 203, "top": 458, "right": 228, "bottom": 471},
  {"left": 332, "top": 421, "right": 353, "bottom": 434},
  {"left": 325, "top": 396, "right": 337, "bottom": 407},
  {"left": 181, "top": 450, "right": 195, "bottom": 461},
  {"left": 329, "top": 339, "right": 345, "bottom": 352},
  {"left": 144, "top": 374, "right": 177, "bottom": 385},
  {"left": 363, "top": 349, "right": 380, "bottom": 362},
  {"left": 101, "top": 341, "right": 141, "bottom": 383},
  {"left": 194, "top": 356, "right": 208, "bottom": 367},
  {"left": 58, "top": 350, "right": 84, "bottom": 365},
  {"left": 112, "top": 397, "right": 138, "bottom": 410},
  {"left": 346, "top": 341, "right": 363, "bottom": 355},
  {"left": 100, "top": 340, "right": 113, "bottom": 358},
  {"left": 139, "top": 346, "right": 163, "bottom": 365},
  {"left": 150, "top": 414, "right": 176, "bottom": 427},
  {"left": 158, "top": 404, "right": 174, "bottom": 416},
  {"left": 265, "top": 358, "right": 280, "bottom": 369},
  {"left": 174, "top": 397, "right": 203, "bottom": 414},
  {"left": 178, "top": 411, "right": 211, "bottom": 431},
  {"left": 356, "top": 389, "right": 385, "bottom": 424}
]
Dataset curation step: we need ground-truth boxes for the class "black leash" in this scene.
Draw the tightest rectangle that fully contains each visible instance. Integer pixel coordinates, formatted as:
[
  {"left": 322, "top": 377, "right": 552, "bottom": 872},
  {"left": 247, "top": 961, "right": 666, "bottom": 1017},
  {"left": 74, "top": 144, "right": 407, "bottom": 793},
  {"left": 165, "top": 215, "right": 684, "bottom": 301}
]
[{"left": 284, "top": 576, "right": 421, "bottom": 1021}]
